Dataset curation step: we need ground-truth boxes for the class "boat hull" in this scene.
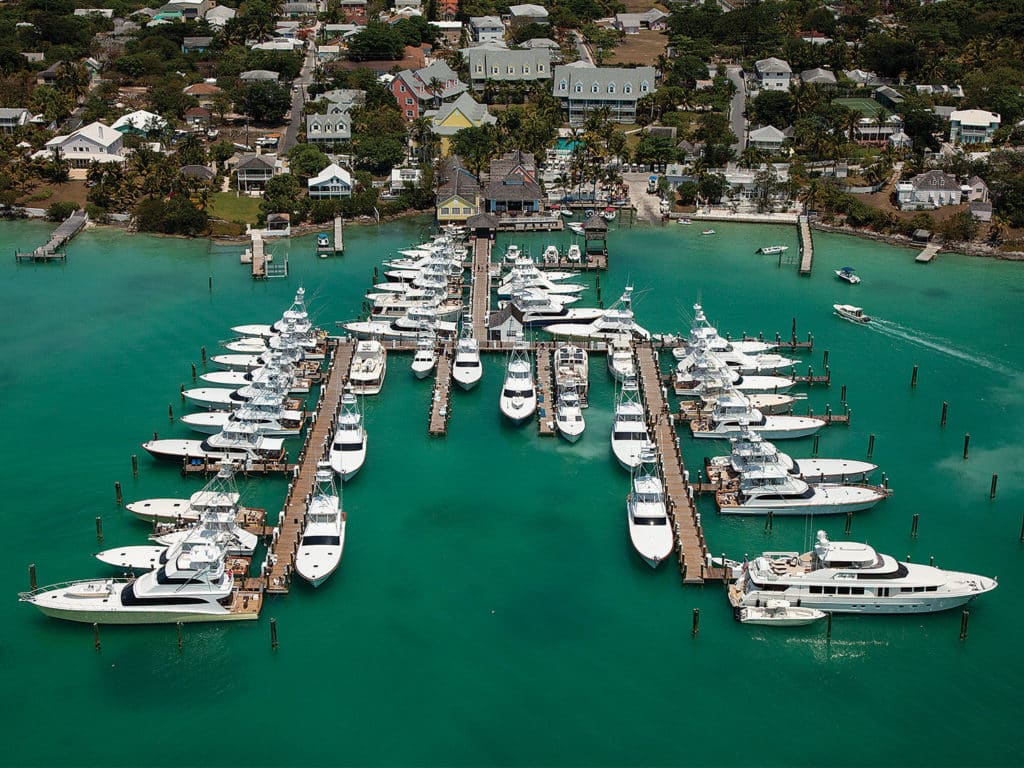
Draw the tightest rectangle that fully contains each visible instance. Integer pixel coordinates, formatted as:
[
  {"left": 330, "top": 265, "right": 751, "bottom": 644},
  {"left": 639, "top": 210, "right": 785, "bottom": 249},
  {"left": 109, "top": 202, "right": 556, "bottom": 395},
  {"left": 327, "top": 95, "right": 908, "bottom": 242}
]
[
  {"left": 692, "top": 417, "right": 825, "bottom": 440},
  {"left": 719, "top": 487, "right": 887, "bottom": 516},
  {"left": 739, "top": 608, "right": 825, "bottom": 626},
  {"left": 628, "top": 524, "right": 674, "bottom": 568},
  {"left": 500, "top": 397, "right": 537, "bottom": 424},
  {"left": 126, "top": 498, "right": 196, "bottom": 523}
]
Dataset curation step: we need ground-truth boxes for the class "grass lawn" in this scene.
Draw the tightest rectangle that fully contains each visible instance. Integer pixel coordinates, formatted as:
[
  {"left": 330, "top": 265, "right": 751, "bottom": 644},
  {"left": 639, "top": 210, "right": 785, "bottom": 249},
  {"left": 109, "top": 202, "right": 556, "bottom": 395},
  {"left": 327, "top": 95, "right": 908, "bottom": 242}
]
[
  {"left": 834, "top": 98, "right": 890, "bottom": 118},
  {"left": 604, "top": 30, "right": 667, "bottom": 66},
  {"left": 209, "top": 191, "right": 261, "bottom": 224}
]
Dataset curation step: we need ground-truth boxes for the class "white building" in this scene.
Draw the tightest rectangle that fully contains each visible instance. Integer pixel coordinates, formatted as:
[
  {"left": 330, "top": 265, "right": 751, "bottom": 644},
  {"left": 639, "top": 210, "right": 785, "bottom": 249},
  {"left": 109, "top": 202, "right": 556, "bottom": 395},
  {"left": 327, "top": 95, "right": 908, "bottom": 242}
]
[
  {"left": 308, "top": 163, "right": 353, "bottom": 198},
  {"left": 111, "top": 110, "right": 168, "bottom": 135},
  {"left": 895, "top": 170, "right": 962, "bottom": 210},
  {"left": 38, "top": 121, "right": 125, "bottom": 167},
  {"left": 753, "top": 58, "right": 792, "bottom": 91},
  {"left": 949, "top": 109, "right": 1000, "bottom": 145},
  {"left": 469, "top": 16, "right": 504, "bottom": 43}
]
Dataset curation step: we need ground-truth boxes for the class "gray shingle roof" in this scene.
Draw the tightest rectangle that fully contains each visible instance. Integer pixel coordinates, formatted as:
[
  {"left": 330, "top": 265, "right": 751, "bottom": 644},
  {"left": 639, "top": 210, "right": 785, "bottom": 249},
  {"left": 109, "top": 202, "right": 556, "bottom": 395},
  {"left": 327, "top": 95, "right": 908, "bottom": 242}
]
[{"left": 552, "top": 64, "right": 657, "bottom": 101}]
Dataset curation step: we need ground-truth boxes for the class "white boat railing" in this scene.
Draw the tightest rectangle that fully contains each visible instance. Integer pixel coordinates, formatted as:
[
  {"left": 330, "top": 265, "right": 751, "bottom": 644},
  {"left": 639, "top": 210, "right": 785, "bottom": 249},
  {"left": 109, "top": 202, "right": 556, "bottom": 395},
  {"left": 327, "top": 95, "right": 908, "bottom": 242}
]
[{"left": 18, "top": 578, "right": 132, "bottom": 600}]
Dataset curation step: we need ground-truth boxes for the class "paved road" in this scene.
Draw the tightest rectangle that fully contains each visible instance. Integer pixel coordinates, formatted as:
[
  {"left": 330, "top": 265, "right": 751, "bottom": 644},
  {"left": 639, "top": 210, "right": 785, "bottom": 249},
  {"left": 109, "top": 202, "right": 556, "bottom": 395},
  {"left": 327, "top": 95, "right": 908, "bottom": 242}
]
[
  {"left": 726, "top": 65, "right": 746, "bottom": 155},
  {"left": 281, "top": 34, "right": 318, "bottom": 154},
  {"left": 574, "top": 32, "right": 595, "bottom": 66}
]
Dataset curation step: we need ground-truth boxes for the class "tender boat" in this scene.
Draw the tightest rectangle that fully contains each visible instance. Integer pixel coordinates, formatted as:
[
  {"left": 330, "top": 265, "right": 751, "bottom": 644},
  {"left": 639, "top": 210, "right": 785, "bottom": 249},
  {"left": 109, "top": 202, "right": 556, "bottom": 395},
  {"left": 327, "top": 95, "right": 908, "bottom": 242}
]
[
  {"left": 554, "top": 343, "right": 589, "bottom": 406},
  {"left": 566, "top": 243, "right": 582, "bottom": 262},
  {"left": 19, "top": 541, "right": 255, "bottom": 624},
  {"left": 627, "top": 443, "right": 674, "bottom": 567},
  {"left": 677, "top": 217, "right": 691, "bottom": 225},
  {"left": 545, "top": 286, "right": 650, "bottom": 341},
  {"left": 542, "top": 245, "right": 560, "bottom": 263},
  {"left": 756, "top": 245, "right": 788, "bottom": 255},
  {"left": 739, "top": 600, "right": 826, "bottom": 626},
  {"left": 708, "top": 427, "right": 878, "bottom": 483},
  {"left": 568, "top": 222, "right": 585, "bottom": 235},
  {"left": 835, "top": 267, "right": 861, "bottom": 284},
  {"left": 142, "top": 422, "right": 286, "bottom": 463},
  {"left": 702, "top": 229, "right": 715, "bottom": 235},
  {"left": 555, "top": 386, "right": 585, "bottom": 443},
  {"left": 732, "top": 530, "right": 997, "bottom": 614},
  {"left": 329, "top": 392, "right": 367, "bottom": 480},
  {"left": 348, "top": 340, "right": 387, "bottom": 395},
  {"left": 295, "top": 464, "right": 345, "bottom": 587},
  {"left": 606, "top": 334, "right": 635, "bottom": 382},
  {"left": 411, "top": 335, "right": 437, "bottom": 379},
  {"left": 610, "top": 377, "right": 649, "bottom": 470},
  {"left": 451, "top": 329, "right": 482, "bottom": 390},
  {"left": 499, "top": 342, "right": 536, "bottom": 424},
  {"left": 690, "top": 394, "right": 825, "bottom": 440},
  {"left": 833, "top": 304, "right": 870, "bottom": 324}
]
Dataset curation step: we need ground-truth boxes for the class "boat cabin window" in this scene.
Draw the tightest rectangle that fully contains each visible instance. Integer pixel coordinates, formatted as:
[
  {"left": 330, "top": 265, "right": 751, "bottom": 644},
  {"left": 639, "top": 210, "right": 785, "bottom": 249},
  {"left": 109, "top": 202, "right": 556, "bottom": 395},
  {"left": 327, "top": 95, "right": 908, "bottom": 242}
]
[
  {"left": 302, "top": 535, "right": 341, "bottom": 546},
  {"left": 614, "top": 431, "right": 649, "bottom": 440},
  {"left": 633, "top": 493, "right": 662, "bottom": 504}
]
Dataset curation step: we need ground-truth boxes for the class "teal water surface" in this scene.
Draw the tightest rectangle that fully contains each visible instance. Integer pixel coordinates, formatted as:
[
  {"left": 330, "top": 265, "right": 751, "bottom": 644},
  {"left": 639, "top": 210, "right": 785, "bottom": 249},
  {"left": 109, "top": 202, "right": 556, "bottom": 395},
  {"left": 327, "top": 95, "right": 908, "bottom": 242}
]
[{"left": 1, "top": 217, "right": 1022, "bottom": 767}]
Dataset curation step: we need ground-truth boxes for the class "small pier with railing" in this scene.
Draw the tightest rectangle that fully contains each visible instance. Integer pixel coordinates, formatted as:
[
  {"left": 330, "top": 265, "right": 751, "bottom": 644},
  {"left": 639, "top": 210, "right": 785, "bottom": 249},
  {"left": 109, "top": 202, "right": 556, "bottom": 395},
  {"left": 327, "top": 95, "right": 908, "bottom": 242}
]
[{"left": 15, "top": 209, "right": 88, "bottom": 262}]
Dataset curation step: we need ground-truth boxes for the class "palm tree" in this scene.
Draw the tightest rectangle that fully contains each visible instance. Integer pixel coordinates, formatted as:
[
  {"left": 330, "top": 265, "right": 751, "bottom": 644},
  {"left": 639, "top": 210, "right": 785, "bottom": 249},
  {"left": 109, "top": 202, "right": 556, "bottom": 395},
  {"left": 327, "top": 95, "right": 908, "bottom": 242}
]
[
  {"left": 56, "top": 61, "right": 90, "bottom": 102},
  {"left": 427, "top": 77, "right": 445, "bottom": 109}
]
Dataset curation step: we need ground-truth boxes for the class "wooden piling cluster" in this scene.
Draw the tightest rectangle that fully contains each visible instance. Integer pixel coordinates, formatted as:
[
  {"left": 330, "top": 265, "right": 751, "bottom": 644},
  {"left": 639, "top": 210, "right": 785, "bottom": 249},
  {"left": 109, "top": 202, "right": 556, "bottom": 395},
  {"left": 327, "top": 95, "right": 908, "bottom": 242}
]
[
  {"left": 633, "top": 342, "right": 709, "bottom": 584},
  {"left": 263, "top": 339, "right": 354, "bottom": 594},
  {"left": 470, "top": 237, "right": 492, "bottom": 343},
  {"left": 428, "top": 343, "right": 454, "bottom": 436},
  {"left": 534, "top": 343, "right": 556, "bottom": 437}
]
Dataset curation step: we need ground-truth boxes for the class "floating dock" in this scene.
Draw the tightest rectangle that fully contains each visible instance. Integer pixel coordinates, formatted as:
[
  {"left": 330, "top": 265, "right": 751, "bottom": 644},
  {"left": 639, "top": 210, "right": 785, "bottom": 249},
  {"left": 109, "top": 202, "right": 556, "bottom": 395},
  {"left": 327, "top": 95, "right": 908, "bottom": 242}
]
[
  {"left": 633, "top": 342, "right": 709, "bottom": 583},
  {"left": 428, "top": 343, "right": 453, "bottom": 436},
  {"left": 264, "top": 338, "right": 355, "bottom": 593},
  {"left": 470, "top": 237, "right": 492, "bottom": 342},
  {"left": 797, "top": 215, "right": 813, "bottom": 275},
  {"left": 534, "top": 343, "right": 556, "bottom": 437},
  {"left": 15, "top": 209, "right": 87, "bottom": 261}
]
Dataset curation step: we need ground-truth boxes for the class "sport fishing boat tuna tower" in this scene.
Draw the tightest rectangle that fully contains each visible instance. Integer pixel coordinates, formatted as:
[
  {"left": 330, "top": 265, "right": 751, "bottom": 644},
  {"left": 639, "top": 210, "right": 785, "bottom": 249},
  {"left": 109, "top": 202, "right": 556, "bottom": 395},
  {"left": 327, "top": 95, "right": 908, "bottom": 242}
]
[
  {"left": 329, "top": 392, "right": 367, "bottom": 480},
  {"left": 295, "top": 464, "right": 345, "bottom": 587},
  {"left": 708, "top": 427, "right": 877, "bottom": 483},
  {"left": 610, "top": 377, "right": 649, "bottom": 470},
  {"left": 499, "top": 342, "right": 537, "bottom": 424},
  {"left": 690, "top": 394, "right": 825, "bottom": 440},
  {"left": 545, "top": 286, "right": 650, "bottom": 341},
  {"left": 716, "top": 462, "right": 888, "bottom": 516},
  {"left": 555, "top": 386, "right": 585, "bottom": 443},
  {"left": 627, "top": 443, "right": 674, "bottom": 567},
  {"left": 142, "top": 422, "right": 286, "bottom": 464},
  {"left": 452, "top": 327, "right": 482, "bottom": 390}
]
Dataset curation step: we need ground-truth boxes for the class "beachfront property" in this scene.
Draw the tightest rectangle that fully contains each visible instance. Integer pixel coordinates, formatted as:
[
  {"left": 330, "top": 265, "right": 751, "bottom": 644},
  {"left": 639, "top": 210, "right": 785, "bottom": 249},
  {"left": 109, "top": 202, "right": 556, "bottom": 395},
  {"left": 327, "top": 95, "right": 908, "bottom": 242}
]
[
  {"left": 483, "top": 150, "right": 542, "bottom": 215},
  {"left": 895, "top": 170, "right": 963, "bottom": 211},
  {"left": 37, "top": 121, "right": 125, "bottom": 167},
  {"left": 425, "top": 92, "right": 496, "bottom": 155},
  {"left": 464, "top": 47, "right": 551, "bottom": 91},
  {"left": 308, "top": 164, "right": 354, "bottom": 199},
  {"left": 469, "top": 15, "right": 505, "bottom": 43},
  {"left": 552, "top": 63, "right": 657, "bottom": 125},
  {"left": 717, "top": 164, "right": 792, "bottom": 208},
  {"left": 753, "top": 58, "right": 792, "bottom": 91},
  {"left": 235, "top": 153, "right": 279, "bottom": 193},
  {"left": 949, "top": 109, "right": 1000, "bottom": 145},
  {"left": 387, "top": 166, "right": 424, "bottom": 196},
  {"left": 390, "top": 62, "right": 467, "bottom": 121}
]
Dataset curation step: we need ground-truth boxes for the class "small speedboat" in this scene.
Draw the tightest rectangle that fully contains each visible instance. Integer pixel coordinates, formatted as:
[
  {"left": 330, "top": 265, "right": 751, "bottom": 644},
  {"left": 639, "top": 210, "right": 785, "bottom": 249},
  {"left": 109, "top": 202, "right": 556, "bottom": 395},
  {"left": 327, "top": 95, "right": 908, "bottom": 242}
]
[
  {"left": 702, "top": 229, "right": 715, "bottom": 235},
  {"left": 835, "top": 267, "right": 861, "bottom": 284},
  {"left": 833, "top": 304, "right": 870, "bottom": 324},
  {"left": 757, "top": 245, "right": 788, "bottom": 255},
  {"left": 568, "top": 222, "right": 585, "bottom": 235},
  {"left": 739, "top": 600, "right": 826, "bottom": 626},
  {"left": 542, "top": 245, "right": 560, "bottom": 263},
  {"left": 566, "top": 243, "right": 582, "bottom": 262},
  {"left": 317, "top": 233, "right": 331, "bottom": 257},
  {"left": 677, "top": 218, "right": 691, "bottom": 225},
  {"left": 601, "top": 207, "right": 617, "bottom": 221}
]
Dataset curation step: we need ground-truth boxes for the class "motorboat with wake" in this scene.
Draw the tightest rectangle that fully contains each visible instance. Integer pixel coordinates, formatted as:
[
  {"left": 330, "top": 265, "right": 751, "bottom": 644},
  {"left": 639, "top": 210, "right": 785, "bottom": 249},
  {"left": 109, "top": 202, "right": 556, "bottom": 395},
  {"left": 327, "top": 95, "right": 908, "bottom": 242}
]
[
  {"left": 555, "top": 386, "right": 585, "bottom": 443},
  {"left": 834, "top": 304, "right": 870, "bottom": 324},
  {"left": 499, "top": 342, "right": 536, "bottom": 424},
  {"left": 545, "top": 286, "right": 650, "bottom": 341},
  {"left": 329, "top": 392, "right": 367, "bottom": 480},
  {"left": 295, "top": 464, "right": 345, "bottom": 587},
  {"left": 627, "top": 443, "right": 674, "bottom": 567},
  {"left": 610, "top": 377, "right": 649, "bottom": 470},
  {"left": 731, "top": 530, "right": 997, "bottom": 614}
]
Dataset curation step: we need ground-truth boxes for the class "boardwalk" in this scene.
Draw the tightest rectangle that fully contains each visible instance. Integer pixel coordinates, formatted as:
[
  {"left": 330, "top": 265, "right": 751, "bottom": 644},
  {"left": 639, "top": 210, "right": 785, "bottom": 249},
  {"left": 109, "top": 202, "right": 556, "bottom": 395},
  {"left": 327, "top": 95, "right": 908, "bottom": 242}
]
[
  {"left": 798, "top": 215, "right": 813, "bottom": 275},
  {"left": 334, "top": 216, "right": 344, "bottom": 254},
  {"left": 534, "top": 343, "right": 556, "bottom": 436},
  {"left": 250, "top": 234, "right": 266, "bottom": 279},
  {"left": 470, "top": 237, "right": 492, "bottom": 342},
  {"left": 428, "top": 343, "right": 453, "bottom": 436},
  {"left": 263, "top": 339, "right": 355, "bottom": 593},
  {"left": 15, "top": 209, "right": 87, "bottom": 261},
  {"left": 633, "top": 342, "right": 709, "bottom": 584},
  {"left": 916, "top": 242, "right": 941, "bottom": 263}
]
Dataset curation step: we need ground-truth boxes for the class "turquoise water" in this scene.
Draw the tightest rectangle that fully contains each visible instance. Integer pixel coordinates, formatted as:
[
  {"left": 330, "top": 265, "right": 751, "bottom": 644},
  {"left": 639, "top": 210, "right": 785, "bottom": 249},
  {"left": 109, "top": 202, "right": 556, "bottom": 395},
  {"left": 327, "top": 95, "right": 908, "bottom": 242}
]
[{"left": 2, "top": 218, "right": 1023, "bottom": 766}]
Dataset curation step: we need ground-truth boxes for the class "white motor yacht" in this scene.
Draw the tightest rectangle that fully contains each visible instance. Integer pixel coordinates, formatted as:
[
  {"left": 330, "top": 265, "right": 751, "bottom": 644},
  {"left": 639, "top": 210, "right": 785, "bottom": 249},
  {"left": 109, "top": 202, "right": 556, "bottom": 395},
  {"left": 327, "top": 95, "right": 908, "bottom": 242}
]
[
  {"left": 674, "top": 354, "right": 794, "bottom": 396},
  {"left": 708, "top": 427, "right": 878, "bottom": 482},
  {"left": 329, "top": 392, "right": 367, "bottom": 480},
  {"left": 555, "top": 386, "right": 586, "bottom": 443},
  {"left": 834, "top": 304, "right": 871, "bottom": 324},
  {"left": 627, "top": 443, "right": 674, "bottom": 567},
  {"left": 506, "top": 289, "right": 603, "bottom": 328},
  {"left": 690, "top": 394, "right": 824, "bottom": 440},
  {"left": 201, "top": 366, "right": 309, "bottom": 393},
  {"left": 349, "top": 340, "right": 387, "bottom": 395},
  {"left": 732, "top": 530, "right": 997, "bottom": 614},
  {"left": 180, "top": 394, "right": 305, "bottom": 437},
  {"left": 499, "top": 343, "right": 537, "bottom": 424},
  {"left": 452, "top": 331, "right": 482, "bottom": 390},
  {"left": 554, "top": 343, "right": 589, "bottom": 406},
  {"left": 295, "top": 464, "right": 345, "bottom": 587},
  {"left": 497, "top": 270, "right": 585, "bottom": 297},
  {"left": 20, "top": 541, "right": 255, "bottom": 624},
  {"left": 739, "top": 600, "right": 826, "bottom": 626},
  {"left": 606, "top": 334, "right": 635, "bottom": 382},
  {"left": 674, "top": 303, "right": 775, "bottom": 356},
  {"left": 718, "top": 462, "right": 888, "bottom": 516},
  {"left": 545, "top": 286, "right": 650, "bottom": 341},
  {"left": 344, "top": 310, "right": 457, "bottom": 341},
  {"left": 411, "top": 335, "right": 438, "bottom": 379},
  {"left": 210, "top": 345, "right": 303, "bottom": 371},
  {"left": 610, "top": 377, "right": 649, "bottom": 470},
  {"left": 142, "top": 422, "right": 286, "bottom": 463}
]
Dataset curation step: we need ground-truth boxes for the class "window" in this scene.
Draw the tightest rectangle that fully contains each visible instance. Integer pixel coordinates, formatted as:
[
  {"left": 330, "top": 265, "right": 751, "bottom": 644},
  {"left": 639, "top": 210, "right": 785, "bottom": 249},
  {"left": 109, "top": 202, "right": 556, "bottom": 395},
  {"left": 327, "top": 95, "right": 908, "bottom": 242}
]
[
  {"left": 476, "top": 65, "right": 483, "bottom": 73},
  {"left": 608, "top": 83, "right": 615, "bottom": 94},
  {"left": 524, "top": 66, "right": 529, "bottom": 74},
  {"left": 559, "top": 78, "right": 567, "bottom": 90},
  {"left": 508, "top": 66, "right": 514, "bottom": 74},
  {"left": 640, "top": 80, "right": 649, "bottom": 93},
  {"left": 623, "top": 83, "right": 632, "bottom": 94},
  {"left": 538, "top": 64, "right": 544, "bottom": 72},
  {"left": 492, "top": 66, "right": 499, "bottom": 74},
  {"left": 405, "top": 98, "right": 413, "bottom": 105},
  {"left": 574, "top": 83, "right": 582, "bottom": 93},
  {"left": 592, "top": 82, "right": 599, "bottom": 93},
  {"left": 400, "top": 84, "right": 406, "bottom": 92},
  {"left": 406, "top": 110, "right": 413, "bottom": 117},
  {"left": 441, "top": 207, "right": 450, "bottom": 215}
]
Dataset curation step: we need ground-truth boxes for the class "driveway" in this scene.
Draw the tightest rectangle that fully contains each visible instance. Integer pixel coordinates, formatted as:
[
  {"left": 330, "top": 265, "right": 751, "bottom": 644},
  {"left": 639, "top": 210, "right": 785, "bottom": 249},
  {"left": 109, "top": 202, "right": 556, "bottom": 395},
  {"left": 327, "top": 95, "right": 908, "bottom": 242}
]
[
  {"left": 574, "top": 32, "right": 595, "bottom": 66},
  {"left": 622, "top": 172, "right": 662, "bottom": 223},
  {"left": 726, "top": 65, "right": 746, "bottom": 155}
]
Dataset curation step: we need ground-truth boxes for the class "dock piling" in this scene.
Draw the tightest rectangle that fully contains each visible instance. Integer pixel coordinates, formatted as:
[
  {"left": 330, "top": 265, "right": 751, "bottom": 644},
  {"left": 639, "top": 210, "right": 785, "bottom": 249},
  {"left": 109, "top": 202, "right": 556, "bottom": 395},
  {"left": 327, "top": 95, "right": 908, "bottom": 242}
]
[
  {"left": 911, "top": 513, "right": 919, "bottom": 538},
  {"left": 177, "top": 621, "right": 183, "bottom": 652},
  {"left": 93, "top": 623, "right": 101, "bottom": 652},
  {"left": 930, "top": 555, "right": 934, "bottom": 566},
  {"left": 270, "top": 617, "right": 279, "bottom": 650},
  {"left": 201, "top": 346, "right": 206, "bottom": 366},
  {"left": 990, "top": 474, "right": 998, "bottom": 500},
  {"left": 764, "top": 510, "right": 773, "bottom": 534},
  {"left": 840, "top": 384, "right": 847, "bottom": 403},
  {"left": 691, "top": 608, "right": 700, "bottom": 637},
  {"left": 812, "top": 434, "right": 819, "bottom": 456},
  {"left": 844, "top": 511, "right": 852, "bottom": 535},
  {"left": 827, "top": 612, "right": 833, "bottom": 640},
  {"left": 191, "top": 363, "right": 197, "bottom": 382},
  {"left": 960, "top": 610, "right": 970, "bottom": 641},
  {"left": 131, "top": 454, "right": 138, "bottom": 478},
  {"left": 823, "top": 350, "right": 829, "bottom": 367},
  {"left": 867, "top": 434, "right": 875, "bottom": 459},
  {"left": 941, "top": 401, "right": 948, "bottom": 426},
  {"left": 208, "top": 275, "right": 212, "bottom": 293},
  {"left": 911, "top": 364, "right": 918, "bottom": 388},
  {"left": 114, "top": 481, "right": 123, "bottom": 506},
  {"left": 29, "top": 563, "right": 36, "bottom": 591},
  {"left": 95, "top": 516, "right": 103, "bottom": 542},
  {"left": 168, "top": 403, "right": 174, "bottom": 422},
  {"left": 963, "top": 433, "right": 970, "bottom": 460}
]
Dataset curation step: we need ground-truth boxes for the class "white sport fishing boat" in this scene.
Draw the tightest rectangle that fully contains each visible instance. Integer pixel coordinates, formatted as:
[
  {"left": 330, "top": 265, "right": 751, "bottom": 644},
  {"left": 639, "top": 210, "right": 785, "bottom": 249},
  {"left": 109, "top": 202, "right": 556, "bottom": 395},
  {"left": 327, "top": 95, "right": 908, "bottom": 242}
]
[
  {"left": 142, "top": 422, "right": 286, "bottom": 463},
  {"left": 506, "top": 289, "right": 603, "bottom": 328},
  {"left": 410, "top": 335, "right": 437, "bottom": 379},
  {"left": 732, "top": 530, "right": 997, "bottom": 614},
  {"left": 610, "top": 377, "right": 649, "bottom": 470},
  {"left": 499, "top": 343, "right": 536, "bottom": 424},
  {"left": 348, "top": 340, "right": 387, "bottom": 395},
  {"left": 452, "top": 329, "right": 482, "bottom": 390},
  {"left": 232, "top": 287, "right": 314, "bottom": 338},
  {"left": 497, "top": 269, "right": 585, "bottom": 297},
  {"left": 200, "top": 367, "right": 310, "bottom": 394},
  {"left": 20, "top": 541, "right": 255, "bottom": 624},
  {"left": 179, "top": 399, "right": 305, "bottom": 438},
  {"left": 627, "top": 443, "right": 674, "bottom": 567},
  {"left": 210, "top": 345, "right": 303, "bottom": 372},
  {"left": 690, "top": 394, "right": 824, "bottom": 440},
  {"left": 606, "top": 334, "right": 635, "bottom": 382},
  {"left": 555, "top": 386, "right": 585, "bottom": 443},
  {"left": 295, "top": 464, "right": 345, "bottom": 587},
  {"left": 554, "top": 343, "right": 589, "bottom": 406},
  {"left": 739, "top": 600, "right": 825, "bottom": 626},
  {"left": 717, "top": 462, "right": 888, "bottom": 516},
  {"left": 182, "top": 369, "right": 298, "bottom": 409},
  {"left": 708, "top": 427, "right": 878, "bottom": 483},
  {"left": 545, "top": 286, "right": 650, "bottom": 341},
  {"left": 344, "top": 308, "right": 457, "bottom": 341},
  {"left": 329, "top": 392, "right": 367, "bottom": 480},
  {"left": 674, "top": 352, "right": 794, "bottom": 396},
  {"left": 674, "top": 303, "right": 775, "bottom": 356}
]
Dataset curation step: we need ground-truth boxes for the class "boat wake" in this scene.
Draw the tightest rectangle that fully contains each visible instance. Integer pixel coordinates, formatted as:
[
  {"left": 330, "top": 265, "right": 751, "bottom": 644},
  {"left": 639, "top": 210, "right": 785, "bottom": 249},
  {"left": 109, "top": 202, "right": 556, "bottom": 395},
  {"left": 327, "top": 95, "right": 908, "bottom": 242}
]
[{"left": 868, "top": 318, "right": 1017, "bottom": 377}]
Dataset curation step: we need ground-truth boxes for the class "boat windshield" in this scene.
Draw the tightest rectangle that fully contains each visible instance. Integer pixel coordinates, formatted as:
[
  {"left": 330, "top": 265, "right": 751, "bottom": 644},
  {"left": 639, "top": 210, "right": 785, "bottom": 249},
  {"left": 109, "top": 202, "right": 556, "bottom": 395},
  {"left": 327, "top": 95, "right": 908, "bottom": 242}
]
[{"left": 301, "top": 535, "right": 341, "bottom": 546}]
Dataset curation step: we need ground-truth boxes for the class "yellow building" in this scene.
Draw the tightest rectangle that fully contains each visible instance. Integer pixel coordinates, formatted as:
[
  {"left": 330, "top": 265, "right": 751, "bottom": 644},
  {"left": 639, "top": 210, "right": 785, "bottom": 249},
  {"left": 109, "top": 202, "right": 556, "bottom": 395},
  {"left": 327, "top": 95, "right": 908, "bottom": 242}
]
[
  {"left": 426, "top": 92, "right": 497, "bottom": 156},
  {"left": 435, "top": 156, "right": 481, "bottom": 225}
]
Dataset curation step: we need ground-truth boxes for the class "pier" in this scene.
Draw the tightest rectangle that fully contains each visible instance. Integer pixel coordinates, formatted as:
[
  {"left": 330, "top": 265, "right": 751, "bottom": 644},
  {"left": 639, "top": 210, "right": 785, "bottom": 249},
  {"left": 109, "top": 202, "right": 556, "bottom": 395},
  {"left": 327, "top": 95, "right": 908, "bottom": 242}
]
[
  {"left": 916, "top": 242, "right": 941, "bottom": 263},
  {"left": 15, "top": 209, "right": 87, "bottom": 261},
  {"left": 534, "top": 343, "right": 556, "bottom": 437},
  {"left": 470, "top": 237, "right": 492, "bottom": 342},
  {"left": 797, "top": 215, "right": 813, "bottom": 275},
  {"left": 249, "top": 233, "right": 266, "bottom": 279},
  {"left": 428, "top": 343, "right": 453, "bottom": 436},
  {"left": 264, "top": 338, "right": 355, "bottom": 594},
  {"left": 317, "top": 217, "right": 344, "bottom": 256},
  {"left": 633, "top": 342, "right": 709, "bottom": 583}
]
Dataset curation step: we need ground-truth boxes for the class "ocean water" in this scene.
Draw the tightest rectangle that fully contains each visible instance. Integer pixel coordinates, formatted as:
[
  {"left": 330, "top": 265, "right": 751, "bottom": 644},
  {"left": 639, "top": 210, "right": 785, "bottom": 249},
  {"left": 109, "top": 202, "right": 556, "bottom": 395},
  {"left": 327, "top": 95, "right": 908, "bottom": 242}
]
[{"left": 2, "top": 217, "right": 1022, "bottom": 767}]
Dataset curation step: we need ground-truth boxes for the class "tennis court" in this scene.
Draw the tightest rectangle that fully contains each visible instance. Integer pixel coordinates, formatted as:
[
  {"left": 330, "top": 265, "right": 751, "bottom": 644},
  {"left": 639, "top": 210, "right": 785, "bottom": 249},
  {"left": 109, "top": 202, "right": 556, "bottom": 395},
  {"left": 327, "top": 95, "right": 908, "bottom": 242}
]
[{"left": 834, "top": 97, "right": 890, "bottom": 117}]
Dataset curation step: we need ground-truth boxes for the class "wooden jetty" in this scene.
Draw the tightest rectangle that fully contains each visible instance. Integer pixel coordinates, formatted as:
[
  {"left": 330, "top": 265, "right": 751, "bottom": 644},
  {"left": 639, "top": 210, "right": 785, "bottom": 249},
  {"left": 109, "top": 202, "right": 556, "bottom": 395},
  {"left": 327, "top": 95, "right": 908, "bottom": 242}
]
[
  {"left": 249, "top": 233, "right": 266, "bottom": 279},
  {"left": 915, "top": 242, "right": 941, "bottom": 263},
  {"left": 182, "top": 456, "right": 295, "bottom": 477},
  {"left": 470, "top": 237, "right": 492, "bottom": 342},
  {"left": 428, "top": 343, "right": 453, "bottom": 436},
  {"left": 334, "top": 216, "right": 344, "bottom": 254},
  {"left": 534, "top": 343, "right": 556, "bottom": 436},
  {"left": 633, "top": 342, "right": 710, "bottom": 584},
  {"left": 15, "top": 209, "right": 87, "bottom": 261},
  {"left": 264, "top": 338, "right": 355, "bottom": 594},
  {"left": 497, "top": 214, "right": 563, "bottom": 232},
  {"left": 797, "top": 215, "right": 813, "bottom": 275}
]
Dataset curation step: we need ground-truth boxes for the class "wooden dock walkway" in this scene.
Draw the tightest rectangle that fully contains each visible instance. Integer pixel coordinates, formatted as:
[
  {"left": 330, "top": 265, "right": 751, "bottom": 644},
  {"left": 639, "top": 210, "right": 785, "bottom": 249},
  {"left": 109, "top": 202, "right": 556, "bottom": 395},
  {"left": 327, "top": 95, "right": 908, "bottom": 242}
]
[
  {"left": 534, "top": 343, "right": 556, "bottom": 436},
  {"left": 470, "top": 237, "right": 492, "bottom": 342},
  {"left": 634, "top": 342, "right": 709, "bottom": 584},
  {"left": 798, "top": 215, "right": 813, "bottom": 275},
  {"left": 15, "top": 209, "right": 87, "bottom": 261},
  {"left": 915, "top": 242, "right": 941, "bottom": 263},
  {"left": 428, "top": 343, "right": 453, "bottom": 436},
  {"left": 334, "top": 216, "right": 344, "bottom": 254},
  {"left": 250, "top": 233, "right": 266, "bottom": 279},
  {"left": 263, "top": 338, "right": 355, "bottom": 593}
]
